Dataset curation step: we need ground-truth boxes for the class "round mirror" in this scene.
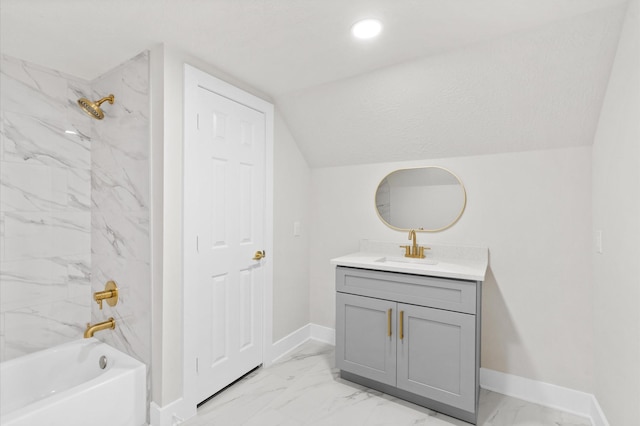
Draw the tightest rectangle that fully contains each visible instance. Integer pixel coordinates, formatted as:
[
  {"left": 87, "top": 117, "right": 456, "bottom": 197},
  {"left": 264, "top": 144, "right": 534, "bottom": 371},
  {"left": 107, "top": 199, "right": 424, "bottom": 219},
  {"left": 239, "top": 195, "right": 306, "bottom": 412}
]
[{"left": 375, "top": 166, "right": 466, "bottom": 232}]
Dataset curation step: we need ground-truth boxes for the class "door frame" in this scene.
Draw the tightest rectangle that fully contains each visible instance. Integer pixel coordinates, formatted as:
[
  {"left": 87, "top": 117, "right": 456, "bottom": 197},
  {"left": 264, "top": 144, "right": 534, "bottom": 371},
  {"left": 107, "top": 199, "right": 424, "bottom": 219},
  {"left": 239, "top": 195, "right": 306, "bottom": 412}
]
[{"left": 182, "top": 64, "right": 274, "bottom": 412}]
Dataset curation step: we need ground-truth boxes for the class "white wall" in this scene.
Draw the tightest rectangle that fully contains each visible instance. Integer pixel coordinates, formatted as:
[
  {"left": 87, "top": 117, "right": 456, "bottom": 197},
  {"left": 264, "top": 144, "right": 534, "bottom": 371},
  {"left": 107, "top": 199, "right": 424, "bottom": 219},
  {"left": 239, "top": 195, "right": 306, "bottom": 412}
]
[
  {"left": 592, "top": 0, "right": 640, "bottom": 424},
  {"left": 273, "top": 113, "right": 311, "bottom": 341},
  {"left": 310, "top": 146, "right": 594, "bottom": 392}
]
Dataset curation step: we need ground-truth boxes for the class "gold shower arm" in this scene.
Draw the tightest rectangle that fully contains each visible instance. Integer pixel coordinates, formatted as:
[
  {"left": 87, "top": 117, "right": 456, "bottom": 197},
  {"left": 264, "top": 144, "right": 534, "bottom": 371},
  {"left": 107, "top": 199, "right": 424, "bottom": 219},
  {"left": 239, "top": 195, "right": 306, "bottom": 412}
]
[{"left": 95, "top": 94, "right": 115, "bottom": 106}]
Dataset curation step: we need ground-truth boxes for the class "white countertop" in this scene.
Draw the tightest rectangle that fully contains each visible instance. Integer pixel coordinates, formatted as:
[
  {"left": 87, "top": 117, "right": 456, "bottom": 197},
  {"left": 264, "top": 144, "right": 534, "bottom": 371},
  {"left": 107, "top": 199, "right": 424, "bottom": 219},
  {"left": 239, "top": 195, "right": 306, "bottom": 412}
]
[{"left": 330, "top": 240, "right": 488, "bottom": 281}]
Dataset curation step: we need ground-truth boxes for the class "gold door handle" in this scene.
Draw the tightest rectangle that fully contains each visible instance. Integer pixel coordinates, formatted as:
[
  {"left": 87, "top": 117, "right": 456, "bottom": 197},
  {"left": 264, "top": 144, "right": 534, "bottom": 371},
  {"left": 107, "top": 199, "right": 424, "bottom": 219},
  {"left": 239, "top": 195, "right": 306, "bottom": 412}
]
[
  {"left": 399, "top": 310, "right": 404, "bottom": 340},
  {"left": 387, "top": 309, "right": 392, "bottom": 337},
  {"left": 252, "top": 250, "right": 265, "bottom": 260}
]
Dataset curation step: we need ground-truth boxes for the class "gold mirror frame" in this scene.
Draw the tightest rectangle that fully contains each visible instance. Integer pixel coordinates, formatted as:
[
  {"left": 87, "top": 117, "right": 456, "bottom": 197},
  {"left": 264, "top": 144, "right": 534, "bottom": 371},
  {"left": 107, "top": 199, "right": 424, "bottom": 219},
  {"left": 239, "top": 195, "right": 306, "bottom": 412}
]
[{"left": 374, "top": 166, "right": 467, "bottom": 232}]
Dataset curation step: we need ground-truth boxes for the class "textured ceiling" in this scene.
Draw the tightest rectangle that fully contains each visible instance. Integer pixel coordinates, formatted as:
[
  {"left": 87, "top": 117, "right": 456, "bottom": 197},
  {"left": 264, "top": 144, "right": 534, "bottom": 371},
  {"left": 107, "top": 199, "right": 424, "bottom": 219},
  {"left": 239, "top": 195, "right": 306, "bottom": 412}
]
[
  {"left": 277, "top": 4, "right": 628, "bottom": 166},
  {"left": 0, "top": 0, "right": 630, "bottom": 166}
]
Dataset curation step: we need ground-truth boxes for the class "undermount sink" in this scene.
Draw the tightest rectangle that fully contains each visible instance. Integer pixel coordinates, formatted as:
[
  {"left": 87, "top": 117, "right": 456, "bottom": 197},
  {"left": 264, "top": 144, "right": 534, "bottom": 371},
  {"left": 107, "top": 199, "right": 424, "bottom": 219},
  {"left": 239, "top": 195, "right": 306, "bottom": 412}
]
[{"left": 375, "top": 256, "right": 438, "bottom": 266}]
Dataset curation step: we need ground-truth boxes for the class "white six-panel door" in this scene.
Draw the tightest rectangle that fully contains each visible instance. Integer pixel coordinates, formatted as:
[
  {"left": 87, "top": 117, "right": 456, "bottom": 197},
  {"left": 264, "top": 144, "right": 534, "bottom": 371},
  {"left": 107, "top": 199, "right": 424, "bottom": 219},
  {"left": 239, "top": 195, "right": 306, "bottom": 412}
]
[{"left": 184, "top": 67, "right": 267, "bottom": 405}]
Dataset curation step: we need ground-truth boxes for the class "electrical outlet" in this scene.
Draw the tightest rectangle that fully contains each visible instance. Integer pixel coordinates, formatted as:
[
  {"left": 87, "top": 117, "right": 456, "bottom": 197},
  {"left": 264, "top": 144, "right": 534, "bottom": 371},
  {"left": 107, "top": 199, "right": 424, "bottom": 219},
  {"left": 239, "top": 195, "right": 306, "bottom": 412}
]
[
  {"left": 595, "top": 230, "right": 603, "bottom": 254},
  {"left": 294, "top": 221, "right": 301, "bottom": 237}
]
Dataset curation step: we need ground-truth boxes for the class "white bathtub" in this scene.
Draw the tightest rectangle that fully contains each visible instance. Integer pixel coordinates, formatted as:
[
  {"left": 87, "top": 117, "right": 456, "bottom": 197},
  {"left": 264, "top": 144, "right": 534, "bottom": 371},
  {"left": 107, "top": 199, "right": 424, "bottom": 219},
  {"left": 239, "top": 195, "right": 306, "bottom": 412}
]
[{"left": 0, "top": 338, "right": 146, "bottom": 426}]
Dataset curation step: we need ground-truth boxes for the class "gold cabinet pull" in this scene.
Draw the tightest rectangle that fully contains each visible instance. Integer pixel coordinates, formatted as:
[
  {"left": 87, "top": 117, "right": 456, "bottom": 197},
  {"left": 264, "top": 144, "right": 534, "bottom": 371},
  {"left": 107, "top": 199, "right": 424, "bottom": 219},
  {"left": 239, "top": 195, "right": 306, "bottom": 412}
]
[
  {"left": 387, "top": 309, "right": 392, "bottom": 337},
  {"left": 252, "top": 250, "right": 265, "bottom": 260},
  {"left": 399, "top": 310, "right": 404, "bottom": 340}
]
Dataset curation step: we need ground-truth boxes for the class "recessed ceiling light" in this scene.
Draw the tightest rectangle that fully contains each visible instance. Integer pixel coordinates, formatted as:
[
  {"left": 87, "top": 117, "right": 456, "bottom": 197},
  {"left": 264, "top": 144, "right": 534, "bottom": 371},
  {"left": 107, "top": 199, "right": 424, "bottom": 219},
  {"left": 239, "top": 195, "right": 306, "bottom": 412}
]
[{"left": 351, "top": 19, "right": 383, "bottom": 39}]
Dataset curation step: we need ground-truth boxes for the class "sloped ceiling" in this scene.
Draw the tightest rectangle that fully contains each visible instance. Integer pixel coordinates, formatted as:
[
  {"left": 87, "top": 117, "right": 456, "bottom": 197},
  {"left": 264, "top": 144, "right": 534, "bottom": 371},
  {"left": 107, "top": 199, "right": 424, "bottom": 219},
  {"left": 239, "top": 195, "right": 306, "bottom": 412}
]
[
  {"left": 0, "top": 0, "right": 629, "bottom": 166},
  {"left": 277, "top": 5, "right": 628, "bottom": 166}
]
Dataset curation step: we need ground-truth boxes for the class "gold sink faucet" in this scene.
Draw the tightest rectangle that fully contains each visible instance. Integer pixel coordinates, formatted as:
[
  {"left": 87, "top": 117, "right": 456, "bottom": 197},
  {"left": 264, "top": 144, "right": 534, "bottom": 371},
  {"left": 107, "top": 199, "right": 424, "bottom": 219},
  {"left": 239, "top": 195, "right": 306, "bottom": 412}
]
[
  {"left": 84, "top": 317, "right": 116, "bottom": 338},
  {"left": 400, "top": 229, "right": 430, "bottom": 258}
]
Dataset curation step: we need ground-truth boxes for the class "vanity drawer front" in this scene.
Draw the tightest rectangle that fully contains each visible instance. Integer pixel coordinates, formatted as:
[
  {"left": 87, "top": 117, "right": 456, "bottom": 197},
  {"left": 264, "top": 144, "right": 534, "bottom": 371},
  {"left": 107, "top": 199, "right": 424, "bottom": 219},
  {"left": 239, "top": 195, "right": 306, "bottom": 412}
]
[{"left": 336, "top": 267, "right": 477, "bottom": 314}]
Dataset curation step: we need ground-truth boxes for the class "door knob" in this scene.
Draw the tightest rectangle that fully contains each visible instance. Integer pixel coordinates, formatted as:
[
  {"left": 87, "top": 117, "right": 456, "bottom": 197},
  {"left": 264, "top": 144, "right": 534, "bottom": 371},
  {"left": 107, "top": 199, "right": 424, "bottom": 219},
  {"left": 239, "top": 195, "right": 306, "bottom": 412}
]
[{"left": 252, "top": 250, "right": 265, "bottom": 260}]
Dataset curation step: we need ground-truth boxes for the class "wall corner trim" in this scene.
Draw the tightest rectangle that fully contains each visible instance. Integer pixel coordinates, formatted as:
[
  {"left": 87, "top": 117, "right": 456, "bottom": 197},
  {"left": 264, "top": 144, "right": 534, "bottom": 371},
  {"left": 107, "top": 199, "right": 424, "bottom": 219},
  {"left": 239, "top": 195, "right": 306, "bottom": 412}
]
[
  {"left": 309, "top": 323, "right": 336, "bottom": 346},
  {"left": 268, "top": 324, "right": 312, "bottom": 365},
  {"left": 267, "top": 323, "right": 336, "bottom": 366},
  {"left": 587, "top": 394, "right": 611, "bottom": 426},
  {"left": 479, "top": 368, "right": 609, "bottom": 426}
]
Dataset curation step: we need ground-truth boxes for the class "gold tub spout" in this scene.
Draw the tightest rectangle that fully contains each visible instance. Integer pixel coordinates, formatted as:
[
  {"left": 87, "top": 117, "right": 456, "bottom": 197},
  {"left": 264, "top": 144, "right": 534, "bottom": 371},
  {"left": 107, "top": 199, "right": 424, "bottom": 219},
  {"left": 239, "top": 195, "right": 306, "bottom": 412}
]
[{"left": 84, "top": 317, "right": 116, "bottom": 338}]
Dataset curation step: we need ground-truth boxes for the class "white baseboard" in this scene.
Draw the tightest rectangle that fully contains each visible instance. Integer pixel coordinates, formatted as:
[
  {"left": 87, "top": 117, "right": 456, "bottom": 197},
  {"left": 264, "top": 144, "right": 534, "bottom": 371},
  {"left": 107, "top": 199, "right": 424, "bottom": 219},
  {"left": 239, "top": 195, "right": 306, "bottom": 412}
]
[
  {"left": 150, "top": 398, "right": 195, "bottom": 426},
  {"left": 267, "top": 323, "right": 336, "bottom": 365},
  {"left": 310, "top": 323, "right": 335, "bottom": 345},
  {"left": 587, "top": 395, "right": 610, "bottom": 426},
  {"left": 268, "top": 324, "right": 311, "bottom": 365},
  {"left": 480, "top": 368, "right": 609, "bottom": 426}
]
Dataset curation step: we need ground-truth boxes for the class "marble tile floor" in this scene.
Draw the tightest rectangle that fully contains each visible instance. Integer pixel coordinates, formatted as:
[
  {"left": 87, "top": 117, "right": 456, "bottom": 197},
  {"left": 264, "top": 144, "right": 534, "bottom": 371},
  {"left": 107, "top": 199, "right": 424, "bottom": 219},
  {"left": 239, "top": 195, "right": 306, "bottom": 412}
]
[{"left": 182, "top": 340, "right": 591, "bottom": 426}]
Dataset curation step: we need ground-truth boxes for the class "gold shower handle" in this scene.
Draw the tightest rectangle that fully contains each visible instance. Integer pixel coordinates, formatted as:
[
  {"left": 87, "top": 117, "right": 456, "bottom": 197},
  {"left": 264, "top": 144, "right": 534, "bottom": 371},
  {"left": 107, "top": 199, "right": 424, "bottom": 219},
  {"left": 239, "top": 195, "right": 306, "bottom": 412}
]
[{"left": 93, "top": 280, "right": 119, "bottom": 310}]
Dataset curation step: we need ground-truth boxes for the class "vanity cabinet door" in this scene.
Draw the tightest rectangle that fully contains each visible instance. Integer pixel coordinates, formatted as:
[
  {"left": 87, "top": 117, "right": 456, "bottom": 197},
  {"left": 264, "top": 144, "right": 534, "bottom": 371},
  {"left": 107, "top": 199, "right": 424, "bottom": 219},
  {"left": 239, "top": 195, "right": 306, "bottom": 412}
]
[
  {"left": 396, "top": 303, "right": 476, "bottom": 412},
  {"left": 336, "top": 293, "right": 397, "bottom": 386}
]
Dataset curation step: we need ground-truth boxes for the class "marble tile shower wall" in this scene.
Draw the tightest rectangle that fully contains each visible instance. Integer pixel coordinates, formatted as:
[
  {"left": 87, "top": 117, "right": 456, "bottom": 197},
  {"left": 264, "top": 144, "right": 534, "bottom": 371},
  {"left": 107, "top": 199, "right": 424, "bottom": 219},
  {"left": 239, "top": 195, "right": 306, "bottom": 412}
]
[
  {"left": 89, "top": 51, "right": 151, "bottom": 376},
  {"left": 0, "top": 54, "right": 93, "bottom": 361},
  {"left": 0, "top": 52, "right": 151, "bottom": 380}
]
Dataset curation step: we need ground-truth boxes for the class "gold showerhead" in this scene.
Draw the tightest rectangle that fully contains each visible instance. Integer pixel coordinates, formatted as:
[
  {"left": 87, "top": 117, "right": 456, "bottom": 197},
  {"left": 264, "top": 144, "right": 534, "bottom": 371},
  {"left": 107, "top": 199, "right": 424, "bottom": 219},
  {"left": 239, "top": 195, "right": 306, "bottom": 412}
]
[{"left": 77, "top": 94, "right": 115, "bottom": 120}]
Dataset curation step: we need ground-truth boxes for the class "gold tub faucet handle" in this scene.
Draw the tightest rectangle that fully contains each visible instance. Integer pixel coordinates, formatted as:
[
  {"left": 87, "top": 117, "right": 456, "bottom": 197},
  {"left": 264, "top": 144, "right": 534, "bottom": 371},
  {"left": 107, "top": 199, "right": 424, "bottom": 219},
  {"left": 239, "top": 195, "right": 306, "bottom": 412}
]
[{"left": 93, "top": 281, "right": 119, "bottom": 310}]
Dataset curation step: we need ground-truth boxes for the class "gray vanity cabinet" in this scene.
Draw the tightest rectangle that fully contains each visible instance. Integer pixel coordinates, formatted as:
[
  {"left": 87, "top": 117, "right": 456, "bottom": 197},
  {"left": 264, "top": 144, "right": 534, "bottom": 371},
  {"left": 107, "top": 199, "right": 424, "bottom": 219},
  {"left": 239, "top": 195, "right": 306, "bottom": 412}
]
[
  {"left": 336, "top": 293, "right": 397, "bottom": 386},
  {"left": 335, "top": 266, "right": 481, "bottom": 424},
  {"left": 395, "top": 302, "right": 476, "bottom": 412}
]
